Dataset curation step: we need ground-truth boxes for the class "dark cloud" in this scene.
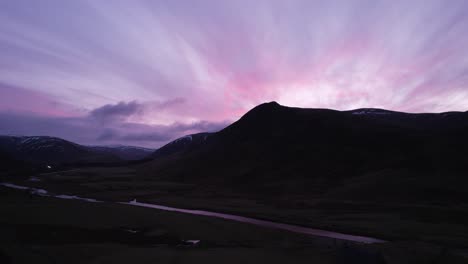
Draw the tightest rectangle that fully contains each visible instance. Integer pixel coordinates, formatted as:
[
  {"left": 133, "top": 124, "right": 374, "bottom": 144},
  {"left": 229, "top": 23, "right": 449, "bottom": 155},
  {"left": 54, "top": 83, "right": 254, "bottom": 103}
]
[
  {"left": 95, "top": 120, "right": 228, "bottom": 143},
  {"left": 170, "top": 120, "right": 229, "bottom": 132},
  {"left": 88, "top": 98, "right": 187, "bottom": 124},
  {"left": 95, "top": 119, "right": 228, "bottom": 145},
  {"left": 89, "top": 101, "right": 142, "bottom": 123},
  {"left": 0, "top": 103, "right": 230, "bottom": 148}
]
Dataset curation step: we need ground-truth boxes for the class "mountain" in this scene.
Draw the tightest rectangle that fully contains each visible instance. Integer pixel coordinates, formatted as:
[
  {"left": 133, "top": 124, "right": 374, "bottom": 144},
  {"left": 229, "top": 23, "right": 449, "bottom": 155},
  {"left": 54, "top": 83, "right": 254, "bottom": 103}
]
[
  {"left": 150, "top": 133, "right": 212, "bottom": 159},
  {"left": 0, "top": 136, "right": 120, "bottom": 165},
  {"left": 88, "top": 145, "right": 154, "bottom": 160},
  {"left": 139, "top": 102, "right": 468, "bottom": 204},
  {"left": 0, "top": 136, "right": 153, "bottom": 166}
]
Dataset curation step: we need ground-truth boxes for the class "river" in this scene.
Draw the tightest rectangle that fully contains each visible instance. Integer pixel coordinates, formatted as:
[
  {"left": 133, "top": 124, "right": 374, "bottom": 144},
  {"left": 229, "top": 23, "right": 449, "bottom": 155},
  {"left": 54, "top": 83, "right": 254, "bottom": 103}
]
[{"left": 1, "top": 182, "right": 386, "bottom": 244}]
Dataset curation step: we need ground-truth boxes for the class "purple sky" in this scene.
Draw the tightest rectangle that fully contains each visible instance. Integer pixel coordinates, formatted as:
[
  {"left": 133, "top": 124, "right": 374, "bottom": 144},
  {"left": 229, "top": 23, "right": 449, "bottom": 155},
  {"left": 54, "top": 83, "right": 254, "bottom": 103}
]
[{"left": 1, "top": 0, "right": 468, "bottom": 147}]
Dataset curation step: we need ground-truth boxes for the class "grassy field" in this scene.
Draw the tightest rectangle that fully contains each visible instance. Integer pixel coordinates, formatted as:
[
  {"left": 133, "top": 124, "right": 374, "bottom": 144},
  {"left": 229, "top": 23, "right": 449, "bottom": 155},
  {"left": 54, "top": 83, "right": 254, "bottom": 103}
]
[
  {"left": 0, "top": 186, "right": 344, "bottom": 264},
  {"left": 2, "top": 167, "right": 468, "bottom": 263},
  {"left": 15, "top": 167, "right": 468, "bottom": 245},
  {"left": 3, "top": 186, "right": 468, "bottom": 264}
]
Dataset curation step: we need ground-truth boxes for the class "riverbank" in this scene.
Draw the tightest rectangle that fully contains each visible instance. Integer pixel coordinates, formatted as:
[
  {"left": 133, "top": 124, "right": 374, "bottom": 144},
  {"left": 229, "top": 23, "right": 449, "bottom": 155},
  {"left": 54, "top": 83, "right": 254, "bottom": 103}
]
[
  {"left": 0, "top": 186, "right": 358, "bottom": 264},
  {"left": 2, "top": 185, "right": 468, "bottom": 263},
  {"left": 5, "top": 166, "right": 468, "bottom": 249}
]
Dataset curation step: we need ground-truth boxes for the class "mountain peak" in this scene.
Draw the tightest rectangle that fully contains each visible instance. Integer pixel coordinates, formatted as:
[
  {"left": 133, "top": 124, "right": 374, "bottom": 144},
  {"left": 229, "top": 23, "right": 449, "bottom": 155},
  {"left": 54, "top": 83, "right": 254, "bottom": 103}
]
[
  {"left": 237, "top": 101, "right": 285, "bottom": 122},
  {"left": 257, "top": 101, "right": 281, "bottom": 108},
  {"left": 246, "top": 101, "right": 284, "bottom": 114},
  {"left": 265, "top": 101, "right": 281, "bottom": 106}
]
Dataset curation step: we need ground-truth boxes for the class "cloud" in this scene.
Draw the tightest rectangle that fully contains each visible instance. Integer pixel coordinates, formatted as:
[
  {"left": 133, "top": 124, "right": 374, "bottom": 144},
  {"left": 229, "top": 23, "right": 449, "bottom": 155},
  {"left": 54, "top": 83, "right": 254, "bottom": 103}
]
[
  {"left": 1, "top": 0, "right": 468, "bottom": 144},
  {"left": 89, "top": 101, "right": 142, "bottom": 123},
  {"left": 169, "top": 120, "right": 230, "bottom": 133},
  {"left": 0, "top": 101, "right": 230, "bottom": 148},
  {"left": 0, "top": 83, "right": 79, "bottom": 117},
  {"left": 95, "top": 119, "right": 228, "bottom": 143},
  {"left": 87, "top": 98, "right": 189, "bottom": 124}
]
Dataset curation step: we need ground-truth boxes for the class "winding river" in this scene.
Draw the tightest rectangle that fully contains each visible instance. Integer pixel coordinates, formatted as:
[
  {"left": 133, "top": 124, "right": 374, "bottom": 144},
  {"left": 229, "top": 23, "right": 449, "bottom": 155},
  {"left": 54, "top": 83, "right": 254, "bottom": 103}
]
[{"left": 1, "top": 182, "right": 386, "bottom": 244}]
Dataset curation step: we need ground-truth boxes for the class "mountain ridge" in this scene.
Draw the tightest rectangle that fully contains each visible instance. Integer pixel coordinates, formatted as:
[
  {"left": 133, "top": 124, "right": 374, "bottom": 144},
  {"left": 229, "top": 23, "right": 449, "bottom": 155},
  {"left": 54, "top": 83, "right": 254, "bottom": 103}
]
[
  {"left": 0, "top": 135, "right": 155, "bottom": 166},
  {"left": 138, "top": 102, "right": 468, "bottom": 204}
]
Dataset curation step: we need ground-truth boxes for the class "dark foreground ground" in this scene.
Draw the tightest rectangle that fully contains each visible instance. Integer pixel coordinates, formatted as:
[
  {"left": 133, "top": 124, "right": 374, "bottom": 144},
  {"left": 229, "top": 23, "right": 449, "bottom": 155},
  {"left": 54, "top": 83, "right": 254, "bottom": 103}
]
[
  {"left": 0, "top": 187, "right": 356, "bottom": 264},
  {"left": 2, "top": 168, "right": 468, "bottom": 263}
]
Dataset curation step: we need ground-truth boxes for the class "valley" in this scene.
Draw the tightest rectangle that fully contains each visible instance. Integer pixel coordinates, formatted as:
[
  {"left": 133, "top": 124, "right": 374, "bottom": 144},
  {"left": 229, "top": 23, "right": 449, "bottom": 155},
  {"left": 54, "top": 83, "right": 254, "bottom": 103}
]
[{"left": 2, "top": 103, "right": 468, "bottom": 263}]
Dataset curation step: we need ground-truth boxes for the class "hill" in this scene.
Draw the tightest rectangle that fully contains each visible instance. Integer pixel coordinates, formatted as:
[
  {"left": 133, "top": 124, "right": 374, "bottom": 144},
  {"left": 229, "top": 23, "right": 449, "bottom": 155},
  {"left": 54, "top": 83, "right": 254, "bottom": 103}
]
[
  {"left": 0, "top": 136, "right": 154, "bottom": 167},
  {"left": 140, "top": 102, "right": 468, "bottom": 204}
]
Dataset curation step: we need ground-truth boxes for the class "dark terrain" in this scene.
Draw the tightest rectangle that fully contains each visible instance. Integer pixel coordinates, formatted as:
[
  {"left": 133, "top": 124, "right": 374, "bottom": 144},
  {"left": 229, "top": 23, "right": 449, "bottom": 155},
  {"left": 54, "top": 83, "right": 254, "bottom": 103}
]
[
  {"left": 0, "top": 136, "right": 154, "bottom": 169},
  {"left": 141, "top": 102, "right": 468, "bottom": 205},
  {"left": 1, "top": 102, "right": 468, "bottom": 263}
]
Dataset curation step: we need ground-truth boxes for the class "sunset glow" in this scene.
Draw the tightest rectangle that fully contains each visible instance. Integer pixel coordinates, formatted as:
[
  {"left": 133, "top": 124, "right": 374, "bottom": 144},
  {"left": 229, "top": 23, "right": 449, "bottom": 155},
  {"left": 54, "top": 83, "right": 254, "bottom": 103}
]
[{"left": 1, "top": 0, "right": 468, "bottom": 146}]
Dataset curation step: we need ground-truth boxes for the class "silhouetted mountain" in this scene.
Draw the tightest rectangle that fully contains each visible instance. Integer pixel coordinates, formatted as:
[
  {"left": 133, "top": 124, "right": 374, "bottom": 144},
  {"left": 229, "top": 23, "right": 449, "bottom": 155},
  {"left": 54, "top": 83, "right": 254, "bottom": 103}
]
[
  {"left": 140, "top": 102, "right": 468, "bottom": 204},
  {"left": 150, "top": 133, "right": 212, "bottom": 159},
  {"left": 0, "top": 136, "right": 137, "bottom": 165},
  {"left": 88, "top": 145, "right": 154, "bottom": 160}
]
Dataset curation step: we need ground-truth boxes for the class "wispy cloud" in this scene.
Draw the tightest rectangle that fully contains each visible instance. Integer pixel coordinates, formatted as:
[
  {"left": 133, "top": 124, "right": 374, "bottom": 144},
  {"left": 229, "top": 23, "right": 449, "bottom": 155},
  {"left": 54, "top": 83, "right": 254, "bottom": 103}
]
[
  {"left": 0, "top": 102, "right": 228, "bottom": 147},
  {"left": 1, "top": 0, "right": 468, "bottom": 146},
  {"left": 89, "top": 101, "right": 143, "bottom": 123}
]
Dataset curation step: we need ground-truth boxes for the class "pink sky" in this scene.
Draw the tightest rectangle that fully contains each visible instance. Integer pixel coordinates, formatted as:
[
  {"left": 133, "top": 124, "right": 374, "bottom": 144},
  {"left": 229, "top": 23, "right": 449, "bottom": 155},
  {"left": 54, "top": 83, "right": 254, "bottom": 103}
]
[{"left": 1, "top": 0, "right": 468, "bottom": 147}]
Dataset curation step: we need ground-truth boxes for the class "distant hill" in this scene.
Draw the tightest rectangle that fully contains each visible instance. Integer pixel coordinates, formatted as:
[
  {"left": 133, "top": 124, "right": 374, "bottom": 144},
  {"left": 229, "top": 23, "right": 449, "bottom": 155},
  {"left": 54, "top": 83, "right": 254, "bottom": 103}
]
[
  {"left": 88, "top": 145, "right": 154, "bottom": 160},
  {"left": 150, "top": 133, "right": 212, "bottom": 159},
  {"left": 0, "top": 136, "right": 154, "bottom": 166},
  {"left": 139, "top": 102, "right": 468, "bottom": 204}
]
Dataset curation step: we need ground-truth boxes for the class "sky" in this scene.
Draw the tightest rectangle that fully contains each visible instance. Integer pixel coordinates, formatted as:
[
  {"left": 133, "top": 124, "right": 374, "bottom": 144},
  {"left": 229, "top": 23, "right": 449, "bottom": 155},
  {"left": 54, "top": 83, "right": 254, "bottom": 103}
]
[{"left": 1, "top": 0, "right": 468, "bottom": 147}]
